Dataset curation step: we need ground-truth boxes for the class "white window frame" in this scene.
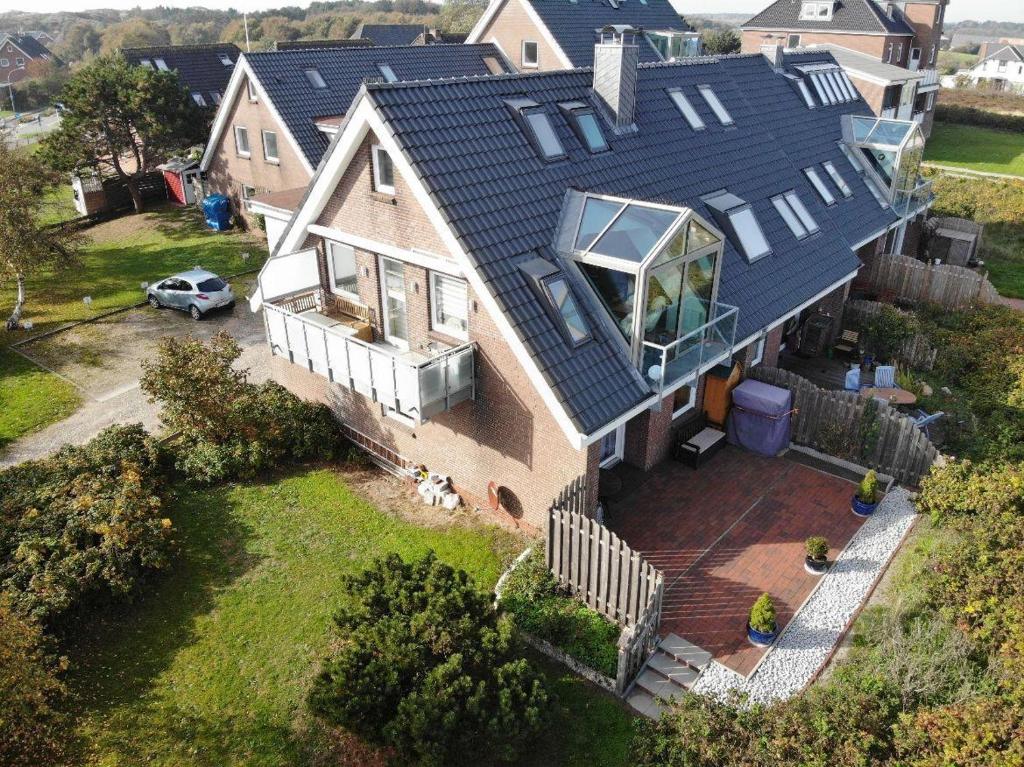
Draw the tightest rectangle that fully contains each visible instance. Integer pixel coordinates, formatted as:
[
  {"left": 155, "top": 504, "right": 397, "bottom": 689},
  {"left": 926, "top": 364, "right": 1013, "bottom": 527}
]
[
  {"left": 261, "top": 129, "right": 279, "bottom": 163},
  {"left": 697, "top": 85, "right": 734, "bottom": 126},
  {"left": 234, "top": 125, "right": 250, "bottom": 157},
  {"left": 429, "top": 272, "right": 469, "bottom": 341},
  {"left": 804, "top": 166, "right": 836, "bottom": 205},
  {"left": 304, "top": 68, "right": 327, "bottom": 88},
  {"left": 371, "top": 144, "right": 395, "bottom": 195},
  {"left": 211, "top": 91, "right": 222, "bottom": 105},
  {"left": 240, "top": 184, "right": 256, "bottom": 208},
  {"left": 247, "top": 79, "right": 258, "bottom": 102},
  {"left": 326, "top": 241, "right": 360, "bottom": 301},
  {"left": 191, "top": 93, "right": 206, "bottom": 107},
  {"left": 787, "top": 34, "right": 801, "bottom": 49},
  {"left": 15, "top": 56, "right": 25, "bottom": 67},
  {"left": 154, "top": 58, "right": 168, "bottom": 71},
  {"left": 522, "top": 40, "right": 539, "bottom": 69},
  {"left": 671, "top": 385, "right": 697, "bottom": 420},
  {"left": 749, "top": 336, "right": 766, "bottom": 367},
  {"left": 668, "top": 88, "right": 705, "bottom": 130},
  {"left": 218, "top": 53, "right": 233, "bottom": 66},
  {"left": 0, "top": 58, "right": 8, "bottom": 67}
]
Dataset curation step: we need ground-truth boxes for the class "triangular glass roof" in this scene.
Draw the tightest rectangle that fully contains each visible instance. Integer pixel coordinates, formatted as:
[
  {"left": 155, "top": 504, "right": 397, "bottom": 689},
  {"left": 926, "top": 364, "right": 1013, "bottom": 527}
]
[{"left": 845, "top": 116, "right": 920, "bottom": 151}]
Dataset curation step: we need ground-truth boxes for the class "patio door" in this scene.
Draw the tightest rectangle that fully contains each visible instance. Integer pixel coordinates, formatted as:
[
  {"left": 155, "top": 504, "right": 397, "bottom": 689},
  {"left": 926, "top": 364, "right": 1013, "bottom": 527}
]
[
  {"left": 379, "top": 256, "right": 409, "bottom": 350},
  {"left": 599, "top": 424, "right": 625, "bottom": 468}
]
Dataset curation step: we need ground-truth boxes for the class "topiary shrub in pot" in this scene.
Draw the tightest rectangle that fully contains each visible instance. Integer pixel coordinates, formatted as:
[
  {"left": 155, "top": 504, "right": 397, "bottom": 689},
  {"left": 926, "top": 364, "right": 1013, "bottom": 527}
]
[
  {"left": 804, "top": 536, "right": 829, "bottom": 575},
  {"left": 746, "top": 593, "right": 778, "bottom": 647},
  {"left": 852, "top": 469, "right": 881, "bottom": 517}
]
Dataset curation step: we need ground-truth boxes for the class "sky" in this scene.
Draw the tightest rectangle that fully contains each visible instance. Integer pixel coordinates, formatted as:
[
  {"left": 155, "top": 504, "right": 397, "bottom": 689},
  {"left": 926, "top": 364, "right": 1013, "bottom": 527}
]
[{"left": 6, "top": 0, "right": 1024, "bottom": 25}]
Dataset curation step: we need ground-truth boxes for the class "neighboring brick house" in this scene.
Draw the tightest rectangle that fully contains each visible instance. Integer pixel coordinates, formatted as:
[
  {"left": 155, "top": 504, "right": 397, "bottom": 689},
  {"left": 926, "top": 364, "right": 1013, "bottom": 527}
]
[
  {"left": 253, "top": 33, "right": 925, "bottom": 530},
  {"left": 121, "top": 44, "right": 241, "bottom": 111},
  {"left": 466, "top": 0, "right": 700, "bottom": 71},
  {"left": 959, "top": 45, "right": 1024, "bottom": 94},
  {"left": 741, "top": 0, "right": 946, "bottom": 136},
  {"left": 0, "top": 33, "right": 58, "bottom": 85},
  {"left": 199, "top": 43, "right": 510, "bottom": 239}
]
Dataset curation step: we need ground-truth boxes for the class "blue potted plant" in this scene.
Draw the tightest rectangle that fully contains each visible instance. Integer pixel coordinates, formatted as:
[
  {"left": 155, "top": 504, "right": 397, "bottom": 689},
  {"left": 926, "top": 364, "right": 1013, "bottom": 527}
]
[
  {"left": 746, "top": 593, "right": 778, "bottom": 647},
  {"left": 851, "top": 470, "right": 881, "bottom": 517}
]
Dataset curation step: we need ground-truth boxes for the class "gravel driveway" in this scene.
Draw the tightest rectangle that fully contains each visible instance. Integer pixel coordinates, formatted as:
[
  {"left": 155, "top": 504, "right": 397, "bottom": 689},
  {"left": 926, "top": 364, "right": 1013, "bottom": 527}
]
[{"left": 1, "top": 291, "right": 271, "bottom": 468}]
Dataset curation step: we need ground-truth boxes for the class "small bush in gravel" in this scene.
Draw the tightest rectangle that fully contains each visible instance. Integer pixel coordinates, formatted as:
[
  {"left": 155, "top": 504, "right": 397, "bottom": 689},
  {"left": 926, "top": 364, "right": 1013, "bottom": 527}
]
[
  {"left": 141, "top": 332, "right": 344, "bottom": 483},
  {"left": 500, "top": 547, "right": 620, "bottom": 677},
  {"left": 309, "top": 552, "right": 550, "bottom": 766},
  {"left": 805, "top": 537, "right": 829, "bottom": 562},
  {"left": 0, "top": 424, "right": 172, "bottom": 624},
  {"left": 749, "top": 594, "right": 777, "bottom": 634}
]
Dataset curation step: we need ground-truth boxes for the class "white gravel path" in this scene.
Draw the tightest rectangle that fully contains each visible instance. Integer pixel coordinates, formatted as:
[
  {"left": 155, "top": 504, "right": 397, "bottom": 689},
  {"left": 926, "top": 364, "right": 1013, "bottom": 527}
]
[{"left": 691, "top": 487, "right": 918, "bottom": 705}]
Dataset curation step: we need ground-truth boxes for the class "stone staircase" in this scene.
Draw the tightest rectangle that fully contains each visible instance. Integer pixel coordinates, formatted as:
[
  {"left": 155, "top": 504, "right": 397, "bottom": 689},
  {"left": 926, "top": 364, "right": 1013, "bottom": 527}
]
[{"left": 626, "top": 633, "right": 713, "bottom": 718}]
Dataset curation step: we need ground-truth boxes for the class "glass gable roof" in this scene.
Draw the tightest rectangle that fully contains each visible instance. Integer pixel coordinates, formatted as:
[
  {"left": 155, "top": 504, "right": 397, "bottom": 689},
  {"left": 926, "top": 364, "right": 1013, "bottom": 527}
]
[
  {"left": 575, "top": 197, "right": 623, "bottom": 251},
  {"left": 591, "top": 205, "right": 679, "bottom": 263}
]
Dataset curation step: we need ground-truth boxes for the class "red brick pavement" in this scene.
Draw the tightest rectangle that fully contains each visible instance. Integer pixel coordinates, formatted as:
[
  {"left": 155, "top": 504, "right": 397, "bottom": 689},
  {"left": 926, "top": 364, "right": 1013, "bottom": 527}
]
[{"left": 606, "top": 446, "right": 862, "bottom": 676}]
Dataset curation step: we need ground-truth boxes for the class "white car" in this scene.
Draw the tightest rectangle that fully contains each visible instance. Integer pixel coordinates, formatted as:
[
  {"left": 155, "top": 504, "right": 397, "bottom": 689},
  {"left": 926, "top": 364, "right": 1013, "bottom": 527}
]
[{"left": 147, "top": 269, "right": 235, "bottom": 321}]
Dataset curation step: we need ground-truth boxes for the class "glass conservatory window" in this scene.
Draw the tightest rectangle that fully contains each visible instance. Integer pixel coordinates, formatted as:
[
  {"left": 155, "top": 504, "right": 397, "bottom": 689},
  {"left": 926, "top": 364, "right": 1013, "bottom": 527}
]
[
  {"left": 642, "top": 249, "right": 718, "bottom": 344},
  {"left": 591, "top": 205, "right": 678, "bottom": 264},
  {"left": 575, "top": 197, "right": 623, "bottom": 251},
  {"left": 580, "top": 262, "right": 636, "bottom": 339},
  {"left": 686, "top": 220, "right": 719, "bottom": 252}
]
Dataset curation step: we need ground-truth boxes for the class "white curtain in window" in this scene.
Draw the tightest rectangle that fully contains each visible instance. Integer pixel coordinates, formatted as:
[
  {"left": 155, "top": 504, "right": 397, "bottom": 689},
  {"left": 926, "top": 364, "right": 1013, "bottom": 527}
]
[{"left": 432, "top": 274, "right": 468, "bottom": 334}]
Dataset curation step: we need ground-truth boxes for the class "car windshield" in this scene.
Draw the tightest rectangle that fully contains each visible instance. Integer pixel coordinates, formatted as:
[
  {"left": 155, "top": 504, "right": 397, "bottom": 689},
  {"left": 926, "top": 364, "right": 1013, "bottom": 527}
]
[{"left": 197, "top": 277, "right": 227, "bottom": 292}]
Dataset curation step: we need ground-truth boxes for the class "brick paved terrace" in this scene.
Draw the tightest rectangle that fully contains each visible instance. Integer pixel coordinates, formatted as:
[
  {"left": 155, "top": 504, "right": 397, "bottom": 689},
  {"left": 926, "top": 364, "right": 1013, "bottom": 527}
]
[{"left": 604, "top": 446, "right": 863, "bottom": 676}]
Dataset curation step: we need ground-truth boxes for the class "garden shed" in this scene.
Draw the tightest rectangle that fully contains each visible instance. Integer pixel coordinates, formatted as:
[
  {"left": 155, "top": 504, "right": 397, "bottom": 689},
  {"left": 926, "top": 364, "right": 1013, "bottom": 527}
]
[{"left": 158, "top": 159, "right": 200, "bottom": 206}]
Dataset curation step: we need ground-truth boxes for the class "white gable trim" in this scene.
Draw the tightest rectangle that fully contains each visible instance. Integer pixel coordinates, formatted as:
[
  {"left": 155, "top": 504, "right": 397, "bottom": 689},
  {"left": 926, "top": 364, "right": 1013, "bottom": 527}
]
[
  {"left": 467, "top": 0, "right": 509, "bottom": 44},
  {"left": 199, "top": 56, "right": 314, "bottom": 177},
  {"left": 467, "top": 0, "right": 573, "bottom": 70},
  {"left": 0, "top": 35, "right": 40, "bottom": 61},
  {"left": 275, "top": 96, "right": 593, "bottom": 449}
]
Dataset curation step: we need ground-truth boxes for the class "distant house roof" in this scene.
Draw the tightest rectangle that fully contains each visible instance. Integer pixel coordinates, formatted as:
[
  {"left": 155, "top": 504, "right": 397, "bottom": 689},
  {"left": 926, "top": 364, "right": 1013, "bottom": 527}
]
[
  {"left": 279, "top": 51, "right": 896, "bottom": 436},
  {"left": 207, "top": 43, "right": 512, "bottom": 172},
  {"left": 0, "top": 33, "right": 58, "bottom": 62},
  {"left": 352, "top": 24, "right": 426, "bottom": 46},
  {"left": 976, "top": 44, "right": 1024, "bottom": 66},
  {"left": 743, "top": 0, "right": 914, "bottom": 36},
  {"left": 523, "top": 0, "right": 693, "bottom": 67},
  {"left": 275, "top": 39, "right": 374, "bottom": 50},
  {"left": 121, "top": 43, "right": 242, "bottom": 106}
]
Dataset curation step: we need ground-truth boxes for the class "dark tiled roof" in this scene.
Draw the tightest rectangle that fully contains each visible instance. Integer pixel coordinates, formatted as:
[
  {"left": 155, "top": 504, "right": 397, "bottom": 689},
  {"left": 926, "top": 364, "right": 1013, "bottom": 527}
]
[
  {"left": 743, "top": 0, "right": 914, "bottom": 35},
  {"left": 4, "top": 33, "right": 56, "bottom": 60},
  {"left": 353, "top": 24, "right": 427, "bottom": 46},
  {"left": 275, "top": 39, "right": 373, "bottom": 50},
  {"left": 244, "top": 43, "right": 510, "bottom": 168},
  {"left": 980, "top": 44, "right": 1024, "bottom": 64},
  {"left": 362, "top": 53, "right": 895, "bottom": 433},
  {"left": 122, "top": 44, "right": 241, "bottom": 105},
  {"left": 524, "top": 0, "right": 692, "bottom": 66}
]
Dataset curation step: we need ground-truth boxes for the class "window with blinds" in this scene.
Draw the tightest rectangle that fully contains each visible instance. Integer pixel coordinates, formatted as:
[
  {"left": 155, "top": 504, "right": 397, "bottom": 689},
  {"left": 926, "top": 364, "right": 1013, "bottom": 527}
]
[{"left": 430, "top": 273, "right": 468, "bottom": 339}]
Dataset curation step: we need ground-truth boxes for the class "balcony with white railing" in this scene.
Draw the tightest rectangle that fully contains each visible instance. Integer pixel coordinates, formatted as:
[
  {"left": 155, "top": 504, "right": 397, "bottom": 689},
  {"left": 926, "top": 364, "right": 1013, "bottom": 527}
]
[
  {"left": 264, "top": 290, "right": 475, "bottom": 423},
  {"left": 880, "top": 106, "right": 898, "bottom": 119},
  {"left": 893, "top": 178, "right": 934, "bottom": 218},
  {"left": 919, "top": 68, "right": 940, "bottom": 89},
  {"left": 912, "top": 111, "right": 925, "bottom": 125},
  {"left": 640, "top": 301, "right": 739, "bottom": 397}
]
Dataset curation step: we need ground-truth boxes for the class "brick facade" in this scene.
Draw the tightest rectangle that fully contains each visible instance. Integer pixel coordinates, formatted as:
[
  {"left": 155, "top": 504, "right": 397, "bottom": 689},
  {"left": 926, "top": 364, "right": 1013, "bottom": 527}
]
[
  {"left": 0, "top": 39, "right": 34, "bottom": 85},
  {"left": 476, "top": 0, "right": 564, "bottom": 71},
  {"left": 204, "top": 74, "right": 313, "bottom": 224},
  {"left": 741, "top": 30, "right": 904, "bottom": 62}
]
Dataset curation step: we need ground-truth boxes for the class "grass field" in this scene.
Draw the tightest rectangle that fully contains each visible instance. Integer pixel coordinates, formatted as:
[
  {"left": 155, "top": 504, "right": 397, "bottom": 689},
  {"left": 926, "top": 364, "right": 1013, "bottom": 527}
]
[
  {"left": 0, "top": 347, "right": 80, "bottom": 451},
  {"left": 63, "top": 467, "right": 634, "bottom": 767},
  {"left": 925, "top": 123, "right": 1024, "bottom": 177}
]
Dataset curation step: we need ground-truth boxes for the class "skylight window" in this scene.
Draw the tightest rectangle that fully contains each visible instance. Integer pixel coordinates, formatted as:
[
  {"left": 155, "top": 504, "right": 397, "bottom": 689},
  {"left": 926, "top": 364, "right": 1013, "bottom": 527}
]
[
  {"left": 506, "top": 98, "right": 566, "bottom": 162},
  {"left": 138, "top": 58, "right": 152, "bottom": 68},
  {"left": 784, "top": 191, "right": 819, "bottom": 234},
  {"left": 803, "top": 167, "right": 836, "bottom": 205},
  {"left": 703, "top": 190, "right": 771, "bottom": 262},
  {"left": 304, "top": 68, "right": 327, "bottom": 89},
  {"left": 591, "top": 205, "right": 678, "bottom": 263},
  {"left": 218, "top": 53, "right": 233, "bottom": 66},
  {"left": 559, "top": 102, "right": 608, "bottom": 153},
  {"left": 377, "top": 63, "right": 397, "bottom": 83},
  {"left": 154, "top": 58, "right": 169, "bottom": 71},
  {"left": 575, "top": 197, "right": 624, "bottom": 250},
  {"left": 192, "top": 93, "right": 206, "bottom": 106},
  {"left": 668, "top": 88, "right": 705, "bottom": 130},
  {"left": 795, "top": 78, "right": 815, "bottom": 108},
  {"left": 545, "top": 277, "right": 591, "bottom": 345},
  {"left": 697, "top": 85, "right": 733, "bottom": 126},
  {"left": 822, "top": 161, "right": 853, "bottom": 197},
  {"left": 838, "top": 141, "right": 864, "bottom": 173},
  {"left": 211, "top": 91, "right": 222, "bottom": 105},
  {"left": 773, "top": 194, "right": 809, "bottom": 239}
]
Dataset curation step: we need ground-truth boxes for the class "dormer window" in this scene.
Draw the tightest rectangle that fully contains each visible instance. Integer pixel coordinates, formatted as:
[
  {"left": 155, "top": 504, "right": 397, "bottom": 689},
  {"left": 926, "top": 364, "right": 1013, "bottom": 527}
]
[
  {"left": 505, "top": 98, "right": 566, "bottom": 162},
  {"left": 702, "top": 190, "right": 770, "bottom": 262},
  {"left": 799, "top": 1, "right": 834, "bottom": 21},
  {"left": 519, "top": 256, "right": 591, "bottom": 347},
  {"left": 304, "top": 68, "right": 327, "bottom": 89},
  {"left": 558, "top": 102, "right": 608, "bottom": 153},
  {"left": 697, "top": 85, "right": 733, "bottom": 126},
  {"left": 377, "top": 63, "right": 398, "bottom": 83},
  {"left": 668, "top": 88, "right": 705, "bottom": 131},
  {"left": 218, "top": 53, "right": 233, "bottom": 66}
]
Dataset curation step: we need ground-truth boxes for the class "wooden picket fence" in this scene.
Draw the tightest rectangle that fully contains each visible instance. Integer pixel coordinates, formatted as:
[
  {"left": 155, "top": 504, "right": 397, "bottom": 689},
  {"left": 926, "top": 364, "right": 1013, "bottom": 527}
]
[
  {"left": 748, "top": 367, "right": 941, "bottom": 486},
  {"left": 857, "top": 252, "right": 998, "bottom": 310},
  {"left": 843, "top": 300, "right": 938, "bottom": 371},
  {"left": 546, "top": 503, "right": 664, "bottom": 695}
]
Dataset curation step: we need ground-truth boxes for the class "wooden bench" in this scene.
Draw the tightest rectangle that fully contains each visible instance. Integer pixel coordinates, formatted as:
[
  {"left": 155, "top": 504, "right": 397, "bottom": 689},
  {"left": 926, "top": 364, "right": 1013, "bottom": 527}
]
[
  {"left": 672, "top": 412, "right": 727, "bottom": 469},
  {"left": 833, "top": 329, "right": 860, "bottom": 358}
]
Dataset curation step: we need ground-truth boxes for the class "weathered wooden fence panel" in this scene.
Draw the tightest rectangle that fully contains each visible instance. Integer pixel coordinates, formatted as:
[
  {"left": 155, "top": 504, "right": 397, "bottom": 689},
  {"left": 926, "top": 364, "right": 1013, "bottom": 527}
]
[
  {"left": 748, "top": 366, "right": 941, "bottom": 486},
  {"left": 857, "top": 252, "right": 998, "bottom": 310},
  {"left": 844, "top": 300, "right": 938, "bottom": 371}
]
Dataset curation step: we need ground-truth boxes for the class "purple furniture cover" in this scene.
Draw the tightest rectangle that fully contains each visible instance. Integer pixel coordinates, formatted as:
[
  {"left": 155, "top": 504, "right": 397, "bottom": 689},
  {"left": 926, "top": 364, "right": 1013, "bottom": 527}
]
[{"left": 726, "top": 379, "right": 792, "bottom": 457}]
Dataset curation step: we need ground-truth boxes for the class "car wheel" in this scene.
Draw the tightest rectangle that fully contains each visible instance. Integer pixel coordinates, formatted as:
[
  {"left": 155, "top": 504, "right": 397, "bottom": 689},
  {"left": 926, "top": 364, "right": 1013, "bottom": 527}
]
[
  {"left": 148, "top": 294, "right": 161, "bottom": 309},
  {"left": 226, "top": 301, "right": 236, "bottom": 310},
  {"left": 189, "top": 304, "right": 203, "bottom": 321}
]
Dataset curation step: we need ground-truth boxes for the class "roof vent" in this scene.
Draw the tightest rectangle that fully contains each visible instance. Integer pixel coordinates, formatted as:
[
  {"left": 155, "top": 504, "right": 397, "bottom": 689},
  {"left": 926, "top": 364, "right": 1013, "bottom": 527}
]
[
  {"left": 593, "top": 25, "right": 639, "bottom": 130},
  {"left": 760, "top": 43, "right": 784, "bottom": 69}
]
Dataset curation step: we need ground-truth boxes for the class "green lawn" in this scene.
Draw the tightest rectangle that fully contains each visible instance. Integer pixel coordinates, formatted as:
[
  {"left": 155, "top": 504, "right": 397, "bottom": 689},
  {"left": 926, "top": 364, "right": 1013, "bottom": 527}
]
[
  {"left": 925, "top": 122, "right": 1024, "bottom": 177},
  {"left": 64, "top": 467, "right": 634, "bottom": 767},
  {"left": 0, "top": 347, "right": 80, "bottom": 451}
]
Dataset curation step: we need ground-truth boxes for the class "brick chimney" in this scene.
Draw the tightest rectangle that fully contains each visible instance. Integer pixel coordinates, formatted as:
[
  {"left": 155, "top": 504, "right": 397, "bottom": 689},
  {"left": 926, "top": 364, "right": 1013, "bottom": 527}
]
[
  {"left": 760, "top": 43, "right": 784, "bottom": 68},
  {"left": 593, "top": 25, "right": 639, "bottom": 129}
]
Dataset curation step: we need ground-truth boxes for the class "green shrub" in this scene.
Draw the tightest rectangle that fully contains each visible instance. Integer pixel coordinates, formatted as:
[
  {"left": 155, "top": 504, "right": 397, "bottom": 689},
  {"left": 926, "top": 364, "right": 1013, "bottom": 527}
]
[
  {"left": 0, "top": 598, "right": 68, "bottom": 767},
  {"left": 858, "top": 470, "right": 880, "bottom": 504},
  {"left": 805, "top": 536, "right": 829, "bottom": 561},
  {"left": 500, "top": 548, "right": 620, "bottom": 677},
  {"left": 863, "top": 305, "right": 917, "bottom": 364},
  {"left": 935, "top": 105, "right": 1024, "bottom": 132},
  {"left": 308, "top": 552, "right": 550, "bottom": 766},
  {"left": 749, "top": 593, "right": 776, "bottom": 633},
  {"left": 140, "top": 332, "right": 344, "bottom": 483},
  {"left": 0, "top": 424, "right": 172, "bottom": 624}
]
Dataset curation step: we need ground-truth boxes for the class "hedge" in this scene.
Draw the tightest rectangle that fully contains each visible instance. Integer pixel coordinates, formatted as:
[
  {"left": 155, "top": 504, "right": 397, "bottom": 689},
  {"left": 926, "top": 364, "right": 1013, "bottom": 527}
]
[{"left": 935, "top": 104, "right": 1024, "bottom": 132}]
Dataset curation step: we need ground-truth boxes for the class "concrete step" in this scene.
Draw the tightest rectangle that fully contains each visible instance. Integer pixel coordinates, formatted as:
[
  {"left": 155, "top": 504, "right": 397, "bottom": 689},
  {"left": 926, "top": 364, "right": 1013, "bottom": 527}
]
[
  {"left": 646, "top": 651, "right": 700, "bottom": 688},
  {"left": 635, "top": 669, "right": 686, "bottom": 703},
  {"left": 659, "top": 633, "right": 713, "bottom": 671},
  {"left": 626, "top": 689, "right": 666, "bottom": 719}
]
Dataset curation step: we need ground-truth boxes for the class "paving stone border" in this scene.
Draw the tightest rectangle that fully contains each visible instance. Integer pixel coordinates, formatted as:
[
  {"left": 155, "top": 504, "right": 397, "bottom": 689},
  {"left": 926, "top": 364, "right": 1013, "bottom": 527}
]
[{"left": 691, "top": 487, "right": 918, "bottom": 705}]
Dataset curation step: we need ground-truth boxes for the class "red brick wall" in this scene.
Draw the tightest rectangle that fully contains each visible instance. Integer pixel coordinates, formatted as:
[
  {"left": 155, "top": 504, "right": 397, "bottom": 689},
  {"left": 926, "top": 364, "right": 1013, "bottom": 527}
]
[
  {"left": 0, "top": 41, "right": 32, "bottom": 85},
  {"left": 741, "top": 29, "right": 906, "bottom": 62}
]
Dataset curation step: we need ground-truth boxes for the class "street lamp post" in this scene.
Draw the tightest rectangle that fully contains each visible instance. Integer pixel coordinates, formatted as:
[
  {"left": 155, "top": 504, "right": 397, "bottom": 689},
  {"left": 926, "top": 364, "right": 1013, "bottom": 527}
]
[{"left": 4, "top": 67, "right": 26, "bottom": 118}]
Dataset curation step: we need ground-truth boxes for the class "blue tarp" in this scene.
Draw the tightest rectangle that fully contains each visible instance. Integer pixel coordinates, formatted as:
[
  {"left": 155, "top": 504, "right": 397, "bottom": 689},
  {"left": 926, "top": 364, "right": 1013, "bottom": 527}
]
[
  {"left": 727, "top": 379, "right": 792, "bottom": 457},
  {"left": 203, "top": 194, "right": 232, "bottom": 231}
]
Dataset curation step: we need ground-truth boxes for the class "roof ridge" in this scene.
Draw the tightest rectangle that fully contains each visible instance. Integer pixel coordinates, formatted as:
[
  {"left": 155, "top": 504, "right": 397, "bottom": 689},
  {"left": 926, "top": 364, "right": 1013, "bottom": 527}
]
[
  {"left": 244, "top": 41, "right": 499, "bottom": 59},
  {"left": 121, "top": 43, "right": 240, "bottom": 53}
]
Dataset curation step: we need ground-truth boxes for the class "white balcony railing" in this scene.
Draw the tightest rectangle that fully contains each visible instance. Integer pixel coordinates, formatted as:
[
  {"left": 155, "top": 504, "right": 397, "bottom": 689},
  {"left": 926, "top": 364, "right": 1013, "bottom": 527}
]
[
  {"left": 640, "top": 302, "right": 739, "bottom": 396},
  {"left": 880, "top": 106, "right": 898, "bottom": 119},
  {"left": 919, "top": 68, "right": 940, "bottom": 88},
  {"left": 264, "top": 301, "right": 475, "bottom": 423},
  {"left": 912, "top": 111, "right": 925, "bottom": 125}
]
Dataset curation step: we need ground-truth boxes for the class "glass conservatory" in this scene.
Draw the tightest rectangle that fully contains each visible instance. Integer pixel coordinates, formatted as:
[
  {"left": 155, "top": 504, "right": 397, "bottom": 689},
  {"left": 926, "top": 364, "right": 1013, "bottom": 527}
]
[
  {"left": 843, "top": 116, "right": 933, "bottom": 217},
  {"left": 561, "top": 192, "right": 739, "bottom": 397}
]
